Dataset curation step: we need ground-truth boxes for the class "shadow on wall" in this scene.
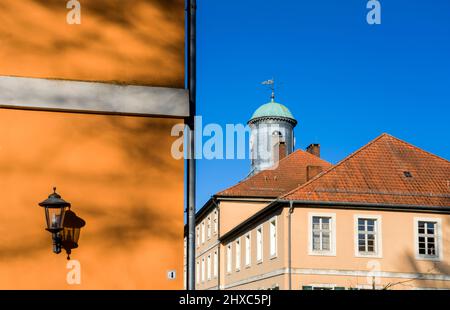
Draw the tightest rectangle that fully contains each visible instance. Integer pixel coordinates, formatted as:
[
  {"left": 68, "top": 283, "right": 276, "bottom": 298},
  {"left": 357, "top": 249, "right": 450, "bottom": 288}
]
[
  {"left": 61, "top": 209, "right": 86, "bottom": 260},
  {"left": 0, "top": 0, "right": 185, "bottom": 87},
  {"left": 388, "top": 216, "right": 450, "bottom": 290},
  {"left": 0, "top": 111, "right": 184, "bottom": 266}
]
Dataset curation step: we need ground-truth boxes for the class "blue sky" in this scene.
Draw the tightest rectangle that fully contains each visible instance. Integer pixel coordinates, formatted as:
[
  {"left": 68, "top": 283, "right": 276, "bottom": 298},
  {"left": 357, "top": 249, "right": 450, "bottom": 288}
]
[{"left": 195, "top": 0, "right": 450, "bottom": 209}]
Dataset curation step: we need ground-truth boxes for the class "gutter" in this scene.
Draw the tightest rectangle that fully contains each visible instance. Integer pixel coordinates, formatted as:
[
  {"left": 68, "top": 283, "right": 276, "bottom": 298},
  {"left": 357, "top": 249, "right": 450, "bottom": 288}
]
[
  {"left": 211, "top": 198, "right": 221, "bottom": 291},
  {"left": 288, "top": 201, "right": 294, "bottom": 290},
  {"left": 278, "top": 200, "right": 450, "bottom": 213}
]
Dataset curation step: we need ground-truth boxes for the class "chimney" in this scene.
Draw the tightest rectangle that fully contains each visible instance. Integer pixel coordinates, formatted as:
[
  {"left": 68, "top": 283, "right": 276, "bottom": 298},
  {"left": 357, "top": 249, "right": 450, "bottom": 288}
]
[
  {"left": 307, "top": 165, "right": 323, "bottom": 181},
  {"left": 273, "top": 141, "right": 287, "bottom": 163},
  {"left": 306, "top": 143, "right": 320, "bottom": 158}
]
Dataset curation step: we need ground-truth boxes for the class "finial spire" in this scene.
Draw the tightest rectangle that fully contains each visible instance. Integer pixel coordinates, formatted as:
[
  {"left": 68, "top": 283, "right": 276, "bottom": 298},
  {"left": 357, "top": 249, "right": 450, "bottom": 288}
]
[{"left": 262, "top": 78, "right": 275, "bottom": 102}]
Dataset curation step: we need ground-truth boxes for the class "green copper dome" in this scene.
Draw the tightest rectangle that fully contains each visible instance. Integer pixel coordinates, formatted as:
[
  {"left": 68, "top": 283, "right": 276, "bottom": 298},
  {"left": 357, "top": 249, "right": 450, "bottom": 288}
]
[{"left": 249, "top": 99, "right": 296, "bottom": 123}]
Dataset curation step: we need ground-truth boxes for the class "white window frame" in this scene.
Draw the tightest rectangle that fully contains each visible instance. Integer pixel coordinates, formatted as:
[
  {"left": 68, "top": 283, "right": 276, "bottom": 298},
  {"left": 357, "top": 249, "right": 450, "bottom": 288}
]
[
  {"left": 226, "top": 243, "right": 232, "bottom": 274},
  {"left": 256, "top": 225, "right": 264, "bottom": 264},
  {"left": 207, "top": 254, "right": 211, "bottom": 281},
  {"left": 354, "top": 214, "right": 382, "bottom": 258},
  {"left": 196, "top": 226, "right": 200, "bottom": 248},
  {"left": 245, "top": 233, "right": 251, "bottom": 267},
  {"left": 201, "top": 258, "right": 205, "bottom": 283},
  {"left": 201, "top": 221, "right": 205, "bottom": 244},
  {"left": 306, "top": 283, "right": 337, "bottom": 290},
  {"left": 207, "top": 216, "right": 211, "bottom": 240},
  {"left": 235, "top": 238, "right": 241, "bottom": 271},
  {"left": 214, "top": 210, "right": 218, "bottom": 234},
  {"left": 269, "top": 217, "right": 278, "bottom": 259},
  {"left": 213, "top": 251, "right": 218, "bottom": 278},
  {"left": 414, "top": 217, "right": 443, "bottom": 261},
  {"left": 308, "top": 212, "right": 336, "bottom": 256}
]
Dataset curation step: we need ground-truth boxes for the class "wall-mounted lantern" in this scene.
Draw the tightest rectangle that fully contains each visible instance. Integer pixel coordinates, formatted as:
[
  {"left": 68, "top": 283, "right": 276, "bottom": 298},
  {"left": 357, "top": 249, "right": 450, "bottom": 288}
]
[{"left": 39, "top": 187, "right": 71, "bottom": 255}]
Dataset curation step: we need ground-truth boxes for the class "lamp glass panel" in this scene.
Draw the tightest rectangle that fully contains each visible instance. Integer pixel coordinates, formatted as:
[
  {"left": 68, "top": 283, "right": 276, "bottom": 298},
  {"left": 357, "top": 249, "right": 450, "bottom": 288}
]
[{"left": 44, "top": 207, "right": 66, "bottom": 230}]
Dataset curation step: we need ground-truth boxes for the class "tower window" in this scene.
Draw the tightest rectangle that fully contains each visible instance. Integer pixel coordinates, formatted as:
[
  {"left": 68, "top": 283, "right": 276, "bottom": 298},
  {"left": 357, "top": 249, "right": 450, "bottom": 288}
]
[{"left": 272, "top": 130, "right": 283, "bottom": 137}]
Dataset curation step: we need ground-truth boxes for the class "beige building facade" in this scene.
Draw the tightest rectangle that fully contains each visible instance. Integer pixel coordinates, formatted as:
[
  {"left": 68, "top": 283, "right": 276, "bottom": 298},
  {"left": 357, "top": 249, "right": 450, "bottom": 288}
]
[{"left": 187, "top": 134, "right": 450, "bottom": 290}]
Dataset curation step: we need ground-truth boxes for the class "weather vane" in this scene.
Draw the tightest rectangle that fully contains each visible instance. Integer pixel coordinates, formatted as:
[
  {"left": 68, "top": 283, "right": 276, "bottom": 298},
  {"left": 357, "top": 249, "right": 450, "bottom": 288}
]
[{"left": 262, "top": 78, "right": 276, "bottom": 101}]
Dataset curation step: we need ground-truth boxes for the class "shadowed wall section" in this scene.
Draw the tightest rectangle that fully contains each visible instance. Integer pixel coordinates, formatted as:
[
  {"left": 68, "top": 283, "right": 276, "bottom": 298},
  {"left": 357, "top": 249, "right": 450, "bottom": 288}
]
[
  {"left": 0, "top": 109, "right": 184, "bottom": 289},
  {"left": 0, "top": 0, "right": 185, "bottom": 87}
]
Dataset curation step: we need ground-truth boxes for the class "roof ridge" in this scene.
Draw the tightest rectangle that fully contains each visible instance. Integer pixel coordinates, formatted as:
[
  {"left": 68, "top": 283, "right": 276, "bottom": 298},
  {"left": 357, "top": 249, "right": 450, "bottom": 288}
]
[
  {"left": 382, "top": 133, "right": 450, "bottom": 164},
  {"left": 280, "top": 133, "right": 393, "bottom": 199}
]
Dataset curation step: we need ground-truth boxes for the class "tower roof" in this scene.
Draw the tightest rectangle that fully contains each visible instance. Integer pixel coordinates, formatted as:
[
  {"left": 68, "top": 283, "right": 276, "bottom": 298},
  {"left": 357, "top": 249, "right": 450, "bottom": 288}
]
[{"left": 249, "top": 98, "right": 296, "bottom": 124}]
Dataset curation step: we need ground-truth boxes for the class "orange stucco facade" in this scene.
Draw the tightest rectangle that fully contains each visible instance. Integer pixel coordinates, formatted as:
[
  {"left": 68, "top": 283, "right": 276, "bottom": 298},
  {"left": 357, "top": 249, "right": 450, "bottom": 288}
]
[
  {"left": 0, "top": 110, "right": 184, "bottom": 289},
  {"left": 0, "top": 0, "right": 186, "bottom": 289},
  {"left": 0, "top": 0, "right": 185, "bottom": 87}
]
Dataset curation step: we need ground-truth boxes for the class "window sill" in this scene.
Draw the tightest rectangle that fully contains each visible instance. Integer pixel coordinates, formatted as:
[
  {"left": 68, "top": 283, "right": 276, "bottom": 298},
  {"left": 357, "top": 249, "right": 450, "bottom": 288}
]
[
  {"left": 308, "top": 251, "right": 336, "bottom": 257},
  {"left": 270, "top": 255, "right": 278, "bottom": 260},
  {"left": 355, "top": 253, "right": 382, "bottom": 259},
  {"left": 415, "top": 255, "right": 442, "bottom": 262}
]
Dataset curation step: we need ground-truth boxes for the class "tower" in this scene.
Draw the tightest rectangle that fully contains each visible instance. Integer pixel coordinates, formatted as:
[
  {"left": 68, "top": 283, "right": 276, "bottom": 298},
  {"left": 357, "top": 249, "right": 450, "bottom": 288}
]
[{"left": 248, "top": 90, "right": 297, "bottom": 175}]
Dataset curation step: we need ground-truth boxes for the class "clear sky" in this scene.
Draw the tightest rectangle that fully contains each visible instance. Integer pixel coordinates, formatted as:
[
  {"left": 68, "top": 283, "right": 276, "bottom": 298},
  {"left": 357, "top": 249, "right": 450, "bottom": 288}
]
[{"left": 195, "top": 0, "right": 450, "bottom": 209}]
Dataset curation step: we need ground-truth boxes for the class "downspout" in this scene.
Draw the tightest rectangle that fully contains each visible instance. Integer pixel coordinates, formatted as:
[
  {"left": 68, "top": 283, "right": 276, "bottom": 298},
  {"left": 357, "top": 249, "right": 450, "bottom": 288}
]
[
  {"left": 288, "top": 201, "right": 294, "bottom": 290},
  {"left": 186, "top": 0, "right": 197, "bottom": 291},
  {"left": 212, "top": 198, "right": 221, "bottom": 290}
]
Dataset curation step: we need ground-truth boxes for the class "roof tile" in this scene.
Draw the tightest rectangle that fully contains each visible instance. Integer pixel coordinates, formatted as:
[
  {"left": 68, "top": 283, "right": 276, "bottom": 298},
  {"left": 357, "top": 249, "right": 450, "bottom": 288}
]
[
  {"left": 282, "top": 134, "right": 450, "bottom": 207},
  {"left": 217, "top": 149, "right": 332, "bottom": 198}
]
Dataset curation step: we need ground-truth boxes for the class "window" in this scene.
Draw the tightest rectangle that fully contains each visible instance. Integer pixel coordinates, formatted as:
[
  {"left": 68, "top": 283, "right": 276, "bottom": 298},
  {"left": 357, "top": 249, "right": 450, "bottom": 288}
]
[
  {"left": 213, "top": 251, "right": 218, "bottom": 278},
  {"left": 404, "top": 171, "right": 413, "bottom": 178},
  {"left": 201, "top": 222, "right": 205, "bottom": 244},
  {"left": 309, "top": 213, "right": 336, "bottom": 256},
  {"left": 245, "top": 233, "right": 251, "bottom": 266},
  {"left": 207, "top": 255, "right": 211, "bottom": 280},
  {"left": 196, "top": 227, "right": 200, "bottom": 247},
  {"left": 201, "top": 258, "right": 205, "bottom": 283},
  {"left": 303, "top": 285, "right": 344, "bottom": 290},
  {"left": 415, "top": 218, "right": 442, "bottom": 260},
  {"left": 354, "top": 215, "right": 382, "bottom": 258},
  {"left": 207, "top": 216, "right": 211, "bottom": 240},
  {"left": 256, "top": 226, "right": 263, "bottom": 262},
  {"left": 196, "top": 261, "right": 200, "bottom": 284},
  {"left": 214, "top": 210, "right": 218, "bottom": 234},
  {"left": 227, "top": 244, "right": 232, "bottom": 273},
  {"left": 269, "top": 218, "right": 277, "bottom": 258},
  {"left": 235, "top": 238, "right": 241, "bottom": 271},
  {"left": 418, "top": 222, "right": 436, "bottom": 256}
]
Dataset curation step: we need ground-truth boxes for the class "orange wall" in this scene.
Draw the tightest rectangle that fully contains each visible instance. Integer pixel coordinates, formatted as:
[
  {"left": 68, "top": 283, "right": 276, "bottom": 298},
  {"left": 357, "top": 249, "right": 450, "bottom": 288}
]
[
  {"left": 0, "top": 0, "right": 185, "bottom": 87},
  {"left": 0, "top": 109, "right": 184, "bottom": 289}
]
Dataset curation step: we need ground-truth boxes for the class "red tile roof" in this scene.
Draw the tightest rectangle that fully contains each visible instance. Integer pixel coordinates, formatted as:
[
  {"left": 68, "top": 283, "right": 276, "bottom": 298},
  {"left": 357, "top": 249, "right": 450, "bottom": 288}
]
[
  {"left": 282, "top": 134, "right": 450, "bottom": 207},
  {"left": 216, "top": 149, "right": 332, "bottom": 198}
]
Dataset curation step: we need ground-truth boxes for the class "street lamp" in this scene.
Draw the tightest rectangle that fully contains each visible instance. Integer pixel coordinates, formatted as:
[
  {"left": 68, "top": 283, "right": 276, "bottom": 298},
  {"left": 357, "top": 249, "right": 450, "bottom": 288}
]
[{"left": 39, "top": 187, "right": 71, "bottom": 254}]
